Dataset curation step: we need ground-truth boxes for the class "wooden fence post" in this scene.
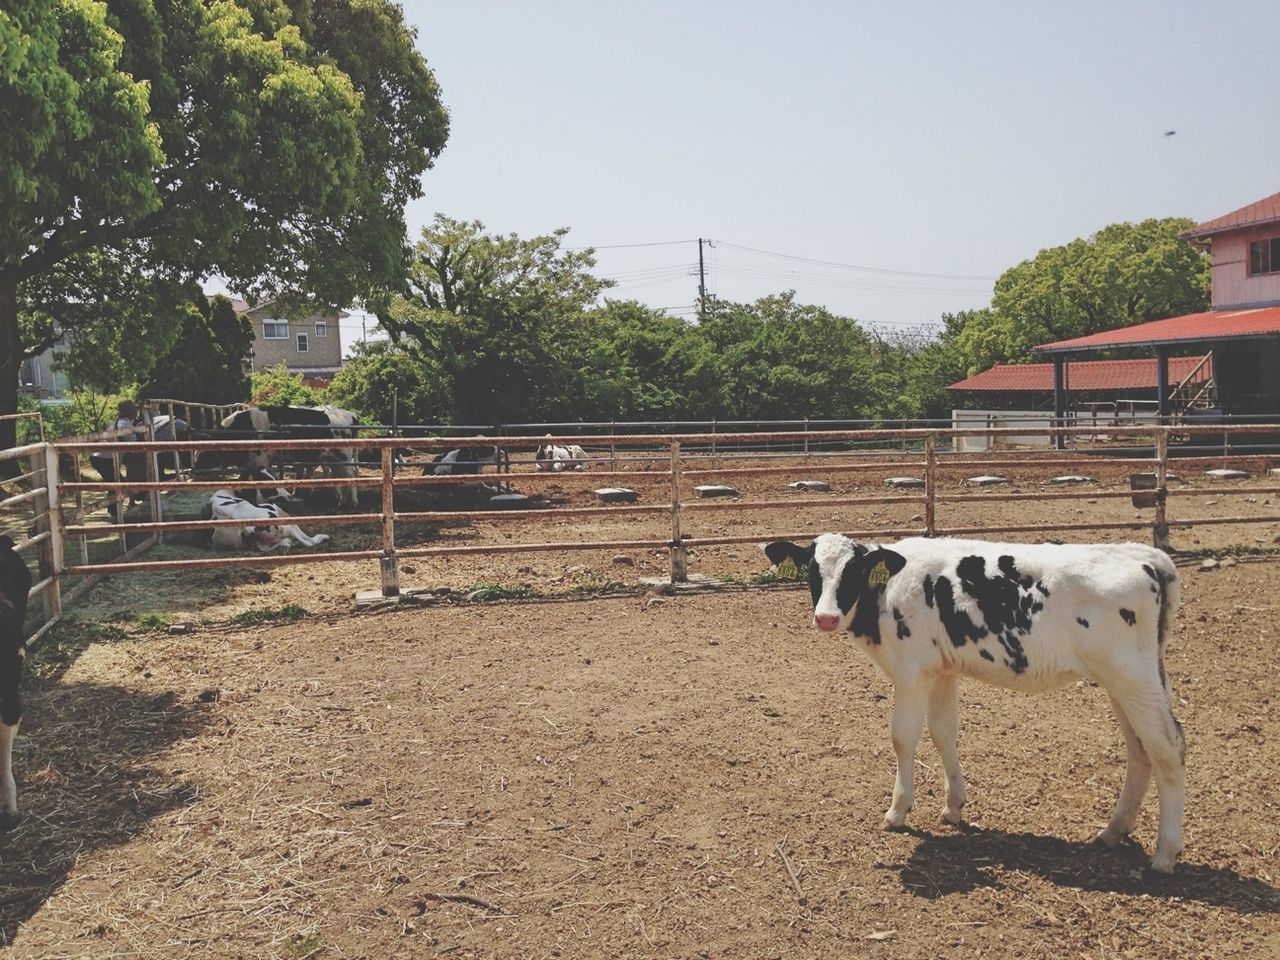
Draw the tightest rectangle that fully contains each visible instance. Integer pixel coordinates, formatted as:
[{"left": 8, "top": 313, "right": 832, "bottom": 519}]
[
  {"left": 924, "top": 432, "right": 937, "bottom": 537},
  {"left": 43, "top": 443, "right": 63, "bottom": 620},
  {"left": 1154, "top": 428, "right": 1170, "bottom": 552},
  {"left": 380, "top": 446, "right": 400, "bottom": 597},
  {"left": 669, "top": 440, "right": 687, "bottom": 583}
]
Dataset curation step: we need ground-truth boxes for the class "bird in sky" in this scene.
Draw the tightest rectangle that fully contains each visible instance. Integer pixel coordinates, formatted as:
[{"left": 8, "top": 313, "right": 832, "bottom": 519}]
[{"left": 1164, "top": 130, "right": 1177, "bottom": 136}]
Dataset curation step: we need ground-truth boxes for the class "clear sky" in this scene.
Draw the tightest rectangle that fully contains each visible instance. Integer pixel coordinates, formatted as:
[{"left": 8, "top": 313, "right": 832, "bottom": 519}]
[{"left": 387, "top": 0, "right": 1280, "bottom": 342}]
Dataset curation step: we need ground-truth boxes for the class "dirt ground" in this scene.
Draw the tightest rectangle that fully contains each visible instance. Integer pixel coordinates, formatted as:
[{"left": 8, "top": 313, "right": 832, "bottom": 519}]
[{"left": 3, "top": 451, "right": 1280, "bottom": 957}]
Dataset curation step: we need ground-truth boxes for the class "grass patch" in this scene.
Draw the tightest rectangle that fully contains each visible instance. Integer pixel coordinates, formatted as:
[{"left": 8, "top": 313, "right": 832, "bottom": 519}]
[
  {"left": 230, "top": 603, "right": 308, "bottom": 626},
  {"left": 281, "top": 935, "right": 324, "bottom": 959},
  {"left": 1175, "top": 544, "right": 1280, "bottom": 561},
  {"left": 135, "top": 612, "right": 173, "bottom": 631},
  {"left": 464, "top": 583, "right": 540, "bottom": 601}
]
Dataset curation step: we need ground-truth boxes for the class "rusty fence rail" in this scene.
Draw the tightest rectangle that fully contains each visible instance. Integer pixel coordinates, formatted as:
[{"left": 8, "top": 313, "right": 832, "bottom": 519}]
[{"left": 24, "top": 422, "right": 1273, "bottom": 620}]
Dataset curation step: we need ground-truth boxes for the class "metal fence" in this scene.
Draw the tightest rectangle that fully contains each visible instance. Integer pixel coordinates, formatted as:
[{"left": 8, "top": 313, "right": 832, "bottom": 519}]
[{"left": 22, "top": 422, "right": 1273, "bottom": 626}]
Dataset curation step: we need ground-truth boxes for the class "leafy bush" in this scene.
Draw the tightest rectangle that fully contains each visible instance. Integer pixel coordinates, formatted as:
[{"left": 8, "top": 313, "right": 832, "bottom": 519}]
[
  {"left": 250, "top": 364, "right": 322, "bottom": 407},
  {"left": 325, "top": 342, "right": 451, "bottom": 426}
]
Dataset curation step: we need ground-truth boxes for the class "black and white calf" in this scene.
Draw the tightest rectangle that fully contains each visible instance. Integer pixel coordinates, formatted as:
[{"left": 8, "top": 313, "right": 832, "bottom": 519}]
[
  {"left": 765, "top": 534, "right": 1185, "bottom": 874},
  {"left": 427, "top": 446, "right": 505, "bottom": 476},
  {"left": 0, "top": 536, "right": 32, "bottom": 827},
  {"left": 534, "top": 443, "right": 589, "bottom": 471},
  {"left": 206, "top": 491, "right": 331, "bottom": 552}
]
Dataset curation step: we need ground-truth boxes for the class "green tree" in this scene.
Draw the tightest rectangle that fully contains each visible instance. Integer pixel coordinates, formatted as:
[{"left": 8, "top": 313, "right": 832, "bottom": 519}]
[
  {"left": 952, "top": 218, "right": 1209, "bottom": 374},
  {"left": 143, "top": 294, "right": 254, "bottom": 404},
  {"left": 326, "top": 341, "right": 451, "bottom": 426},
  {"left": 250, "top": 363, "right": 322, "bottom": 407},
  {"left": 1, "top": 0, "right": 448, "bottom": 459},
  {"left": 379, "top": 216, "right": 612, "bottom": 424}
]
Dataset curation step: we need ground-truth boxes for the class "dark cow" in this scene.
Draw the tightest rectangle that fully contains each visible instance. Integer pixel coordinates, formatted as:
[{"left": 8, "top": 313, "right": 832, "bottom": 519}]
[
  {"left": 764, "top": 534, "right": 1185, "bottom": 874},
  {"left": 203, "top": 405, "right": 361, "bottom": 508},
  {"left": 426, "top": 446, "right": 505, "bottom": 476},
  {"left": 0, "top": 536, "right": 32, "bottom": 827}
]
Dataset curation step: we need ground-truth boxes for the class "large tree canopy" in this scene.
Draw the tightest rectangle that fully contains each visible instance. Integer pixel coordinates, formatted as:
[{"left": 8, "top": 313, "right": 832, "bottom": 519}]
[
  {"left": 0, "top": 0, "right": 448, "bottom": 454},
  {"left": 379, "top": 216, "right": 613, "bottom": 424},
  {"left": 951, "top": 218, "right": 1209, "bottom": 375}
]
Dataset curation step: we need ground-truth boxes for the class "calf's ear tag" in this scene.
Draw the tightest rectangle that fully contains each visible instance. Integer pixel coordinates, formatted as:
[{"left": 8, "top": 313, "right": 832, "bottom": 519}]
[
  {"left": 868, "top": 560, "right": 891, "bottom": 587},
  {"left": 776, "top": 557, "right": 800, "bottom": 579}
]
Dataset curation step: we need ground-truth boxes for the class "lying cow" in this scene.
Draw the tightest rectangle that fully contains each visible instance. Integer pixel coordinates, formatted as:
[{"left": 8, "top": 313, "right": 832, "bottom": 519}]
[
  {"left": 764, "top": 533, "right": 1185, "bottom": 874},
  {"left": 427, "top": 446, "right": 505, "bottom": 476},
  {"left": 208, "top": 405, "right": 362, "bottom": 508},
  {"left": 534, "top": 443, "right": 590, "bottom": 471},
  {"left": 0, "top": 535, "right": 31, "bottom": 827},
  {"left": 205, "top": 490, "right": 331, "bottom": 552}
]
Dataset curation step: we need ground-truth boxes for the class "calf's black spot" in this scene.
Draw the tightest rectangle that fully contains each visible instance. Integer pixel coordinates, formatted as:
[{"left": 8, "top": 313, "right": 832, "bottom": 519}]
[
  {"left": 979, "top": 648, "right": 995, "bottom": 662},
  {"left": 1076, "top": 616, "right": 1089, "bottom": 628},
  {"left": 932, "top": 575, "right": 987, "bottom": 648},
  {"left": 951, "top": 554, "right": 1040, "bottom": 674},
  {"left": 1119, "top": 608, "right": 1136, "bottom": 626},
  {"left": 922, "top": 575, "right": 935, "bottom": 609},
  {"left": 893, "top": 607, "right": 910, "bottom": 640}
]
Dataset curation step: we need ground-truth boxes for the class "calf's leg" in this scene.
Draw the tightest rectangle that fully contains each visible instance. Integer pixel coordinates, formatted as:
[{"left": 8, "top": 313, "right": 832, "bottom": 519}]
[
  {"left": 883, "top": 683, "right": 927, "bottom": 829},
  {"left": 927, "top": 675, "right": 967, "bottom": 824},
  {"left": 1096, "top": 693, "right": 1152, "bottom": 846},
  {"left": 1112, "top": 684, "right": 1185, "bottom": 873},
  {"left": 0, "top": 679, "right": 20, "bottom": 824}
]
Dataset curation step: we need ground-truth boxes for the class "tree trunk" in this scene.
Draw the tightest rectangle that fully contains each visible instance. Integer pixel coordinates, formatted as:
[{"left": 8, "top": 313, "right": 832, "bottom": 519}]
[{"left": 1, "top": 283, "right": 23, "bottom": 476}]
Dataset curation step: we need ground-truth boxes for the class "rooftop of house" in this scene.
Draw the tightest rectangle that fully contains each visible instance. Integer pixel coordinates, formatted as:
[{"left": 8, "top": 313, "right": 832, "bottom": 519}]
[
  {"left": 949, "top": 355, "right": 1211, "bottom": 392},
  {"left": 1182, "top": 190, "right": 1280, "bottom": 239}
]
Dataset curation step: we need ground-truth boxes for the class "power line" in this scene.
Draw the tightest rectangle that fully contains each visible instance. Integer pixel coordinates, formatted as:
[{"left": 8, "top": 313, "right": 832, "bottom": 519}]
[{"left": 714, "top": 240, "right": 995, "bottom": 282}]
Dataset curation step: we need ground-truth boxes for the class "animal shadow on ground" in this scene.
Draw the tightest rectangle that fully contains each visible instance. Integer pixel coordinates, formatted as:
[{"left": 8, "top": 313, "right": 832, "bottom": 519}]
[
  {"left": 893, "top": 824, "right": 1280, "bottom": 913},
  {"left": 0, "top": 681, "right": 212, "bottom": 946}
]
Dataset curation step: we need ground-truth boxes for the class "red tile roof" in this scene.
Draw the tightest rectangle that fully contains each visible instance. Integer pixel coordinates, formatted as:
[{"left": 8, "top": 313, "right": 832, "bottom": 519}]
[
  {"left": 1032, "top": 305, "right": 1280, "bottom": 353},
  {"left": 949, "top": 356, "right": 1211, "bottom": 393},
  {"left": 1183, "top": 191, "right": 1280, "bottom": 238}
]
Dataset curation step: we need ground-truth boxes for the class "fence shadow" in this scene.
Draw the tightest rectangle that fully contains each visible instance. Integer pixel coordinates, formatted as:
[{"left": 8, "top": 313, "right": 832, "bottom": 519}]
[
  {"left": 0, "top": 681, "right": 212, "bottom": 946},
  {"left": 891, "top": 823, "right": 1280, "bottom": 913}
]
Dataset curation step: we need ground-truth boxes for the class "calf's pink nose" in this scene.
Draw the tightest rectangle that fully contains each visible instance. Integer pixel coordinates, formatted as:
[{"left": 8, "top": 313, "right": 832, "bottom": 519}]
[{"left": 813, "top": 612, "right": 840, "bottom": 632}]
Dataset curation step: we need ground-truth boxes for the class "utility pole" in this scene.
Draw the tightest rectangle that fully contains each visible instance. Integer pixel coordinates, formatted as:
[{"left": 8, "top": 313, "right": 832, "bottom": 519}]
[{"left": 697, "top": 238, "right": 707, "bottom": 319}]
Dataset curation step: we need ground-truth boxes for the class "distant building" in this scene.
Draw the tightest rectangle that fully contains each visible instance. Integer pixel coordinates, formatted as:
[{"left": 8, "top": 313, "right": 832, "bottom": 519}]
[
  {"left": 1033, "top": 190, "right": 1280, "bottom": 419},
  {"left": 18, "top": 336, "right": 71, "bottom": 400},
  {"left": 235, "top": 298, "right": 346, "bottom": 387}
]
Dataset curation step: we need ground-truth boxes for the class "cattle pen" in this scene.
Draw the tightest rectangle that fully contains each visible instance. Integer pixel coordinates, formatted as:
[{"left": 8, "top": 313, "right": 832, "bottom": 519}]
[
  {"left": 4, "top": 418, "right": 1280, "bottom": 958},
  {"left": 4, "top": 418, "right": 1279, "bottom": 641}
]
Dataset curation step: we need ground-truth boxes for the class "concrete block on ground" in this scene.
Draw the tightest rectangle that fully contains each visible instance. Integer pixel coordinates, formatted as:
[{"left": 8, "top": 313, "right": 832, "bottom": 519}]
[
  {"left": 595, "top": 487, "right": 639, "bottom": 503},
  {"left": 965, "top": 475, "right": 1010, "bottom": 486},
  {"left": 883, "top": 476, "right": 924, "bottom": 488},
  {"left": 1050, "top": 475, "right": 1094, "bottom": 484},
  {"left": 788, "top": 480, "right": 831, "bottom": 492},
  {"left": 694, "top": 484, "right": 739, "bottom": 498},
  {"left": 1204, "top": 468, "right": 1249, "bottom": 480}
]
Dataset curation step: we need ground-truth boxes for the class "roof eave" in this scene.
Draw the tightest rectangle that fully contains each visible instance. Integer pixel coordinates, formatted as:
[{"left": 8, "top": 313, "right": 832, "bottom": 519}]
[{"left": 1034, "top": 330, "right": 1280, "bottom": 355}]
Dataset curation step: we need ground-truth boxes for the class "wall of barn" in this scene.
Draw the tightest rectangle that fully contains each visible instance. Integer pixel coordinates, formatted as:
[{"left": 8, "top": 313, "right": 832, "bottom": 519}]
[
  {"left": 1209, "top": 231, "right": 1280, "bottom": 309},
  {"left": 1212, "top": 337, "right": 1280, "bottom": 415}
]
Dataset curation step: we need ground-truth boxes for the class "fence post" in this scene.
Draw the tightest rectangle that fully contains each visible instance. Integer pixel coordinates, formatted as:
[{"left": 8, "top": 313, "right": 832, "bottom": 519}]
[
  {"left": 44, "top": 443, "right": 63, "bottom": 620},
  {"left": 144, "top": 412, "right": 164, "bottom": 542},
  {"left": 73, "top": 450, "right": 88, "bottom": 565},
  {"left": 803, "top": 418, "right": 810, "bottom": 464},
  {"left": 924, "top": 433, "right": 937, "bottom": 537},
  {"left": 380, "top": 445, "right": 400, "bottom": 597},
  {"left": 1154, "top": 428, "right": 1170, "bottom": 552},
  {"left": 610, "top": 420, "right": 617, "bottom": 472},
  {"left": 669, "top": 440, "right": 687, "bottom": 583}
]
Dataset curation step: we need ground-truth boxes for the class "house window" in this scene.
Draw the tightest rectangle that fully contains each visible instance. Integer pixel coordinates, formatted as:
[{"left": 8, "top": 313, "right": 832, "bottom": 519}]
[
  {"left": 296, "top": 332, "right": 310, "bottom": 353},
  {"left": 262, "top": 320, "right": 288, "bottom": 339},
  {"left": 1248, "top": 237, "right": 1280, "bottom": 276},
  {"left": 314, "top": 321, "right": 328, "bottom": 337}
]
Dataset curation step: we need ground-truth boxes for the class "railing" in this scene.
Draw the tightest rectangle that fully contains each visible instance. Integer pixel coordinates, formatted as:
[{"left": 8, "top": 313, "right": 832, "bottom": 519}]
[{"left": 35, "top": 423, "right": 1279, "bottom": 622}]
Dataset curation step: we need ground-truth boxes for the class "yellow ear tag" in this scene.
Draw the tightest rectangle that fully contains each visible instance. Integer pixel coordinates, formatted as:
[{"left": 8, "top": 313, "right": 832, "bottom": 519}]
[
  {"left": 776, "top": 557, "right": 800, "bottom": 580},
  {"left": 868, "top": 560, "right": 891, "bottom": 587}
]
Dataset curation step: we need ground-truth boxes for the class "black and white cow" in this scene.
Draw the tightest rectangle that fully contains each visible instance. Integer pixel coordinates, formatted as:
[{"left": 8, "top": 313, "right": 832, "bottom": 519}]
[
  {"left": 764, "top": 534, "right": 1185, "bottom": 874},
  {"left": 210, "top": 405, "right": 361, "bottom": 508},
  {"left": 205, "top": 490, "right": 331, "bottom": 552},
  {"left": 0, "top": 535, "right": 32, "bottom": 827},
  {"left": 534, "top": 443, "right": 589, "bottom": 471},
  {"left": 426, "top": 446, "right": 504, "bottom": 476}
]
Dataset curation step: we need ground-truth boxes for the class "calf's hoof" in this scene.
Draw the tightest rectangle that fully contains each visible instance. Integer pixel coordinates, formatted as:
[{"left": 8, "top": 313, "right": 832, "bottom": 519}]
[
  {"left": 1094, "top": 826, "right": 1128, "bottom": 848},
  {"left": 880, "top": 813, "right": 908, "bottom": 831},
  {"left": 941, "top": 807, "right": 965, "bottom": 826},
  {"left": 1149, "top": 850, "right": 1180, "bottom": 875}
]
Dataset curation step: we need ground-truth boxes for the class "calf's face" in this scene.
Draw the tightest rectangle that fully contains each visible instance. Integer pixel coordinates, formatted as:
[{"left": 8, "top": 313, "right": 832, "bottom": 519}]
[{"left": 765, "top": 534, "right": 906, "bottom": 634}]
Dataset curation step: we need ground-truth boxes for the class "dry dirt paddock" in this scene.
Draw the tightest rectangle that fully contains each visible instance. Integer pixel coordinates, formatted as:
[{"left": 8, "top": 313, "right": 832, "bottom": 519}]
[{"left": 3, "top": 554, "right": 1280, "bottom": 957}]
